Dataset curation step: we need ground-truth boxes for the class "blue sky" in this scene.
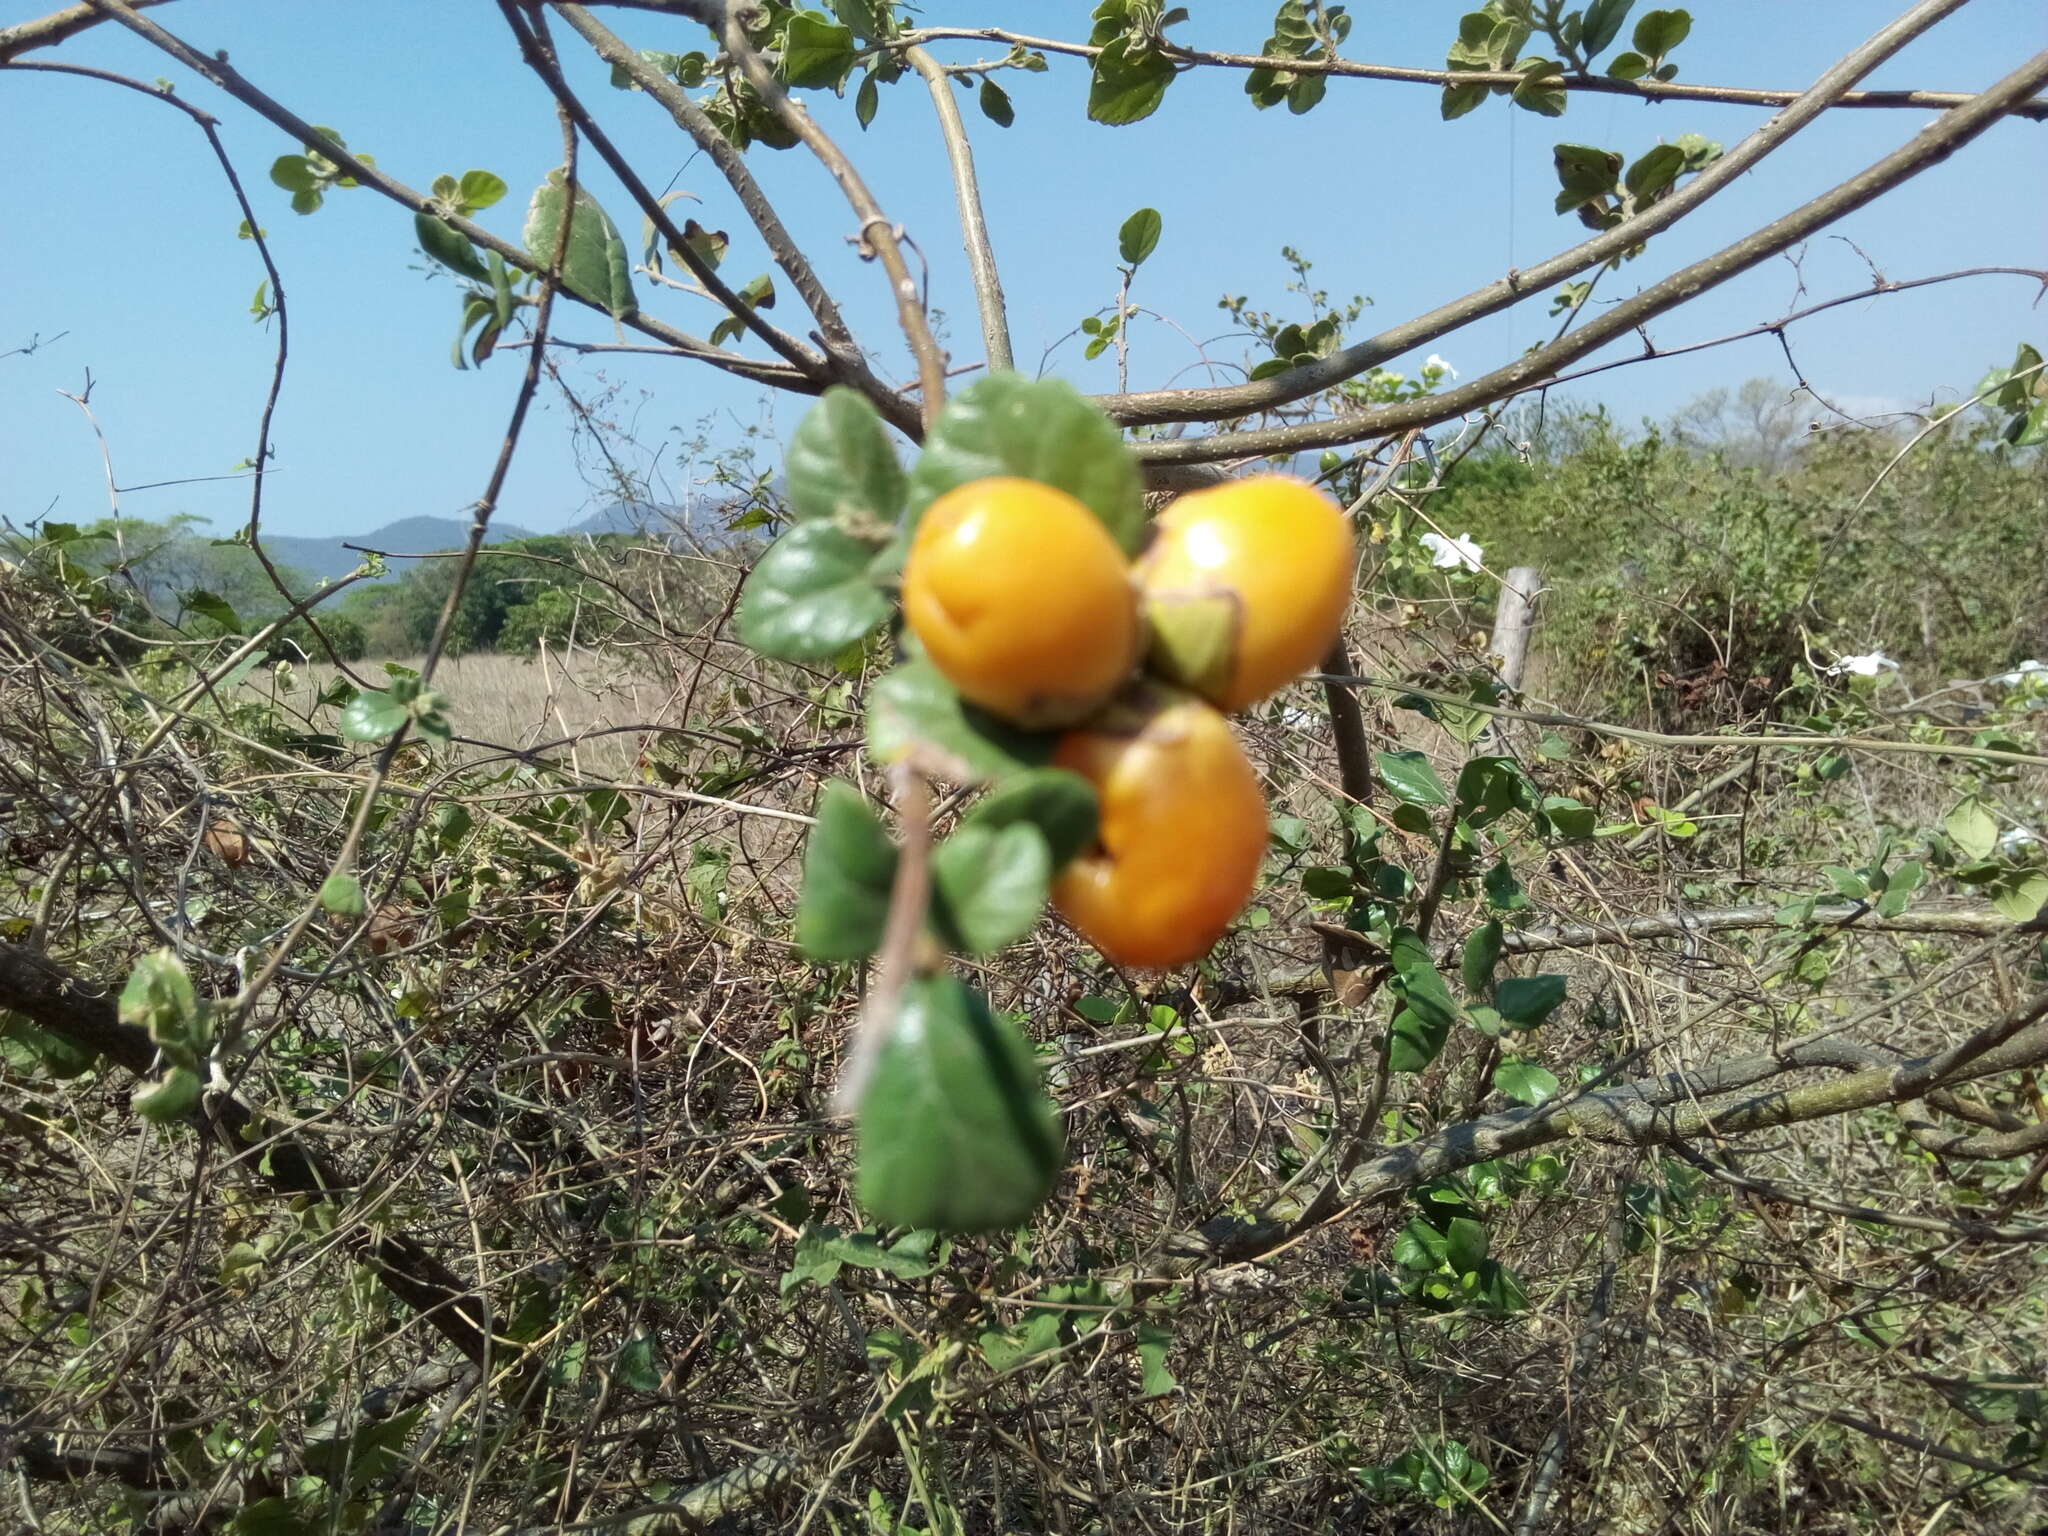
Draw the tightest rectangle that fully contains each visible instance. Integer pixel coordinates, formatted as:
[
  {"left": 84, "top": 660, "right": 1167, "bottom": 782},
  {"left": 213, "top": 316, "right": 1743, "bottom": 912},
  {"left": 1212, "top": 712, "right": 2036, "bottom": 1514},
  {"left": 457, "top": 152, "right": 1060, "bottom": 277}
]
[{"left": 4, "top": 2, "right": 2043, "bottom": 541}]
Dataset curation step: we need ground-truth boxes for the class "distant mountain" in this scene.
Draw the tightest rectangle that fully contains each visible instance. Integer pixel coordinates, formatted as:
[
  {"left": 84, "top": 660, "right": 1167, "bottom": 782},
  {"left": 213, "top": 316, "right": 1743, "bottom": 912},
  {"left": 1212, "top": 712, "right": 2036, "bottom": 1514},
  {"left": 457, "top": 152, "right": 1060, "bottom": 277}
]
[
  {"left": 254, "top": 498, "right": 748, "bottom": 587},
  {"left": 261, "top": 515, "right": 537, "bottom": 585}
]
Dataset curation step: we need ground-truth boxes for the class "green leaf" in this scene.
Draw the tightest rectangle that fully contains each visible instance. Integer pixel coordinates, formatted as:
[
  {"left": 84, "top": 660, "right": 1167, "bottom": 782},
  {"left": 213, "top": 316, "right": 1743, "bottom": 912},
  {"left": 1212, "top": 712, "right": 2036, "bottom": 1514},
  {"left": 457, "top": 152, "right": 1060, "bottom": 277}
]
[
  {"left": 932, "top": 823, "right": 1052, "bottom": 954},
  {"left": 1605, "top": 49, "right": 1648, "bottom": 79},
  {"left": 1454, "top": 756, "right": 1537, "bottom": 827},
  {"left": 1875, "top": 860, "right": 1924, "bottom": 918},
  {"left": 1118, "top": 206, "right": 1162, "bottom": 267},
  {"left": 1632, "top": 7, "right": 1691, "bottom": 59},
  {"left": 268, "top": 155, "right": 317, "bottom": 194},
  {"left": 785, "top": 387, "right": 906, "bottom": 529},
  {"left": 1992, "top": 870, "right": 2048, "bottom": 923},
  {"left": 180, "top": 589, "right": 243, "bottom": 635},
  {"left": 736, "top": 522, "right": 891, "bottom": 662},
  {"left": 1444, "top": 1215, "right": 1488, "bottom": 1274},
  {"left": 134, "top": 1065, "right": 203, "bottom": 1124},
  {"left": 340, "top": 688, "right": 410, "bottom": 743},
  {"left": 1088, "top": 35, "right": 1174, "bottom": 125},
  {"left": 1377, "top": 749, "right": 1450, "bottom": 807},
  {"left": 781, "top": 11, "right": 857, "bottom": 89},
  {"left": 959, "top": 769, "right": 1099, "bottom": 867},
  {"left": 782, "top": 1224, "right": 940, "bottom": 1293},
  {"left": 1552, "top": 142, "right": 1623, "bottom": 209},
  {"left": 0, "top": 1010, "right": 96, "bottom": 1079},
  {"left": 905, "top": 372, "right": 1145, "bottom": 553},
  {"left": 796, "top": 781, "right": 898, "bottom": 961},
  {"left": 855, "top": 73, "right": 881, "bottom": 128},
  {"left": 457, "top": 168, "right": 507, "bottom": 212},
  {"left": 1461, "top": 920, "right": 1503, "bottom": 997},
  {"left": 1135, "top": 1320, "right": 1177, "bottom": 1397},
  {"left": 319, "top": 873, "right": 367, "bottom": 918},
  {"left": 415, "top": 211, "right": 490, "bottom": 282},
  {"left": 1512, "top": 58, "right": 1567, "bottom": 116},
  {"left": 1624, "top": 143, "right": 1685, "bottom": 203},
  {"left": 1388, "top": 929, "right": 1459, "bottom": 1072},
  {"left": 856, "top": 976, "right": 1064, "bottom": 1232},
  {"left": 1441, "top": 80, "right": 1489, "bottom": 120},
  {"left": 617, "top": 1333, "right": 664, "bottom": 1393},
  {"left": 1496, "top": 974, "right": 1567, "bottom": 1028},
  {"left": 866, "top": 660, "right": 1055, "bottom": 783},
  {"left": 119, "top": 948, "right": 204, "bottom": 1060},
  {"left": 523, "top": 169, "right": 636, "bottom": 317},
  {"left": 979, "top": 78, "right": 1015, "bottom": 127},
  {"left": 1945, "top": 796, "right": 1999, "bottom": 861},
  {"left": 1538, "top": 795, "right": 1596, "bottom": 841},
  {"left": 1580, "top": 0, "right": 1634, "bottom": 54},
  {"left": 1494, "top": 1057, "right": 1560, "bottom": 1106}
]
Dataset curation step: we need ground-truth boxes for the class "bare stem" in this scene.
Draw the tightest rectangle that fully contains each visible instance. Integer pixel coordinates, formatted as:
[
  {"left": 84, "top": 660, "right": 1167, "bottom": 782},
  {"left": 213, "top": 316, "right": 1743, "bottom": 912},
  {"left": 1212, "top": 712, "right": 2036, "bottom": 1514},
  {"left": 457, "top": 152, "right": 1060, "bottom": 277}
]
[
  {"left": 724, "top": 5, "right": 948, "bottom": 425},
  {"left": 906, "top": 44, "right": 1013, "bottom": 373},
  {"left": 833, "top": 763, "right": 932, "bottom": 1116}
]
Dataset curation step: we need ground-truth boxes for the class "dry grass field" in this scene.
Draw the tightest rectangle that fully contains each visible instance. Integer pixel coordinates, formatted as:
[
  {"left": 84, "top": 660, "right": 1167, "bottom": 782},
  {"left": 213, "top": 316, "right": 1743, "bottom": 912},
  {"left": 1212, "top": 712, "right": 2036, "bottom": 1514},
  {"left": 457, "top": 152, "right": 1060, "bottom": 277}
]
[{"left": 260, "top": 648, "right": 684, "bottom": 777}]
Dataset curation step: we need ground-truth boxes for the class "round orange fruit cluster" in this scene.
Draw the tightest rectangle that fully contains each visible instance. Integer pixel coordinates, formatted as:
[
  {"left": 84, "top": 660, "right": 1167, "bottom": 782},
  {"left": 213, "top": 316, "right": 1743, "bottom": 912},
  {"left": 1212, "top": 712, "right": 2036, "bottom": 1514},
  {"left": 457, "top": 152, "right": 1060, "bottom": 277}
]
[{"left": 901, "top": 474, "right": 1355, "bottom": 969}]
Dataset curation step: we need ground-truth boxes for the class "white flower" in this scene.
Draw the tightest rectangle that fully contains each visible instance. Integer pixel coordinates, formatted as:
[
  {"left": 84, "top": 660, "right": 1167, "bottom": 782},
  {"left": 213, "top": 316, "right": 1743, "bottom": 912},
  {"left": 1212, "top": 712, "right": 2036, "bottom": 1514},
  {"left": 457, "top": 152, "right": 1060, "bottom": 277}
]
[
  {"left": 1827, "top": 650, "right": 1898, "bottom": 678},
  {"left": 1995, "top": 659, "right": 2047, "bottom": 686},
  {"left": 1423, "top": 354, "right": 1458, "bottom": 380},
  {"left": 1419, "top": 530, "right": 1483, "bottom": 572},
  {"left": 1997, "top": 825, "right": 2039, "bottom": 855}
]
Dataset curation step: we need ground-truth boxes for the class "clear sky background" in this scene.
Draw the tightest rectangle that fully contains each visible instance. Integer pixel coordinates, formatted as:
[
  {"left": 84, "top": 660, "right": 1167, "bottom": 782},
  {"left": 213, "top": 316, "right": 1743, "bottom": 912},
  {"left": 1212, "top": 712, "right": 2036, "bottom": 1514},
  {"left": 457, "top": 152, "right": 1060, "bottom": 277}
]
[{"left": 4, "top": 2, "right": 2044, "bottom": 542}]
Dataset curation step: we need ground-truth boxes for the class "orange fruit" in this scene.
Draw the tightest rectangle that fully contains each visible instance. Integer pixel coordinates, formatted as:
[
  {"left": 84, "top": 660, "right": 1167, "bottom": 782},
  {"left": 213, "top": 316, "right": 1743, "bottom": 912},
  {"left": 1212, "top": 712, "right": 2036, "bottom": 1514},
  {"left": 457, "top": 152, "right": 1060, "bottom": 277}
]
[
  {"left": 1137, "top": 475, "right": 1354, "bottom": 712},
  {"left": 1051, "top": 689, "right": 1268, "bottom": 968},
  {"left": 902, "top": 477, "right": 1139, "bottom": 729}
]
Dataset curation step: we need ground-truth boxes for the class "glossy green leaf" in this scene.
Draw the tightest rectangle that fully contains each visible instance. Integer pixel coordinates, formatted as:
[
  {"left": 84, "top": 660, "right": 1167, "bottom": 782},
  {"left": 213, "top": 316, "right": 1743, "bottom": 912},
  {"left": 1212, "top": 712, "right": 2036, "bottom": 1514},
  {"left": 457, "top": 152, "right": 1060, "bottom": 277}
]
[
  {"left": 1455, "top": 756, "right": 1537, "bottom": 827},
  {"left": 1444, "top": 1215, "right": 1488, "bottom": 1274},
  {"left": 415, "top": 211, "right": 489, "bottom": 282},
  {"left": 340, "top": 689, "right": 409, "bottom": 743},
  {"left": 781, "top": 11, "right": 857, "bottom": 89},
  {"left": 932, "top": 822, "right": 1051, "bottom": 954},
  {"left": 737, "top": 522, "right": 891, "bottom": 661},
  {"left": 1377, "top": 749, "right": 1450, "bottom": 807},
  {"left": 1496, "top": 974, "right": 1567, "bottom": 1028},
  {"left": 856, "top": 976, "right": 1064, "bottom": 1233},
  {"left": 523, "top": 169, "right": 636, "bottom": 317},
  {"left": 1494, "top": 1058, "right": 1560, "bottom": 1106},
  {"left": 1461, "top": 919, "right": 1503, "bottom": 997},
  {"left": 785, "top": 387, "right": 906, "bottom": 529},
  {"left": 1088, "top": 35, "right": 1173, "bottom": 125},
  {"left": 866, "top": 660, "right": 1055, "bottom": 783},
  {"left": 905, "top": 372, "right": 1144, "bottom": 553},
  {"left": 795, "top": 781, "right": 898, "bottom": 961},
  {"left": 1118, "top": 206, "right": 1161, "bottom": 267},
  {"left": 1388, "top": 928, "right": 1458, "bottom": 1072},
  {"left": 959, "top": 768, "right": 1099, "bottom": 867}
]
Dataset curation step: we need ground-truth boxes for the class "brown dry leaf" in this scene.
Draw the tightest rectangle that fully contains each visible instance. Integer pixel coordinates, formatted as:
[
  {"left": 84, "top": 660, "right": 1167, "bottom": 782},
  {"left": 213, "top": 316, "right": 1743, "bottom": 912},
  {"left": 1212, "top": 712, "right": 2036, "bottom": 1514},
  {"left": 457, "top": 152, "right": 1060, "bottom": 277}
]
[{"left": 203, "top": 819, "right": 249, "bottom": 867}]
